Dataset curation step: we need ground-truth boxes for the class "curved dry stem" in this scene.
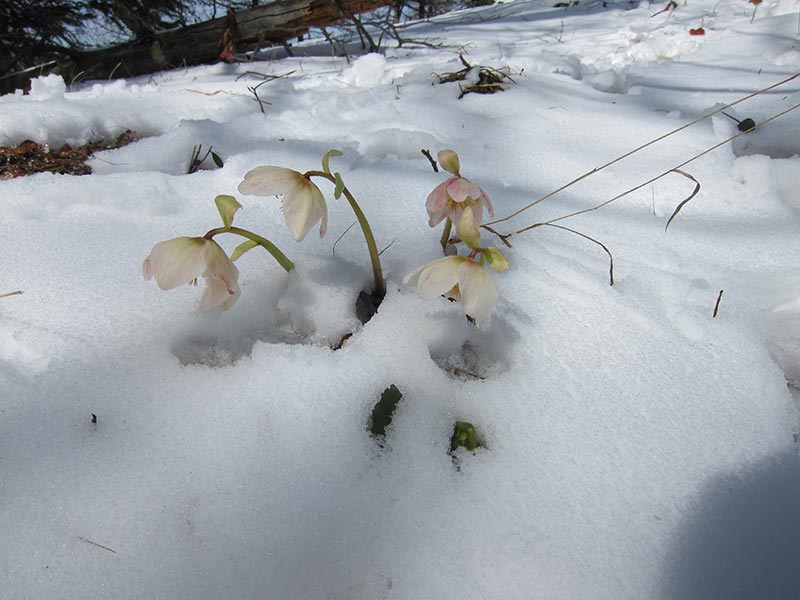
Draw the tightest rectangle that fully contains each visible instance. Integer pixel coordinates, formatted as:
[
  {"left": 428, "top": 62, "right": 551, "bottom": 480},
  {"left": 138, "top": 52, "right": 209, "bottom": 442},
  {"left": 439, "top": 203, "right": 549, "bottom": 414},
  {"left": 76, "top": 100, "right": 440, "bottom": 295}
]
[
  {"left": 513, "top": 102, "right": 800, "bottom": 232},
  {"left": 486, "top": 71, "right": 800, "bottom": 227}
]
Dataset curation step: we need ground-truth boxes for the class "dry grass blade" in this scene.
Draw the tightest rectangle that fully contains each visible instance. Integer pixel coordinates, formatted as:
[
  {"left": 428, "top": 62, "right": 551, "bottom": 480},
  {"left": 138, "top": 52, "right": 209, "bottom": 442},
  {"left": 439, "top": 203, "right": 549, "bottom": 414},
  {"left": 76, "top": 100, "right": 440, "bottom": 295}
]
[
  {"left": 541, "top": 223, "right": 615, "bottom": 286},
  {"left": 0, "top": 290, "right": 23, "bottom": 299},
  {"left": 665, "top": 169, "right": 701, "bottom": 231},
  {"left": 509, "top": 101, "right": 800, "bottom": 235},
  {"left": 486, "top": 71, "right": 800, "bottom": 227}
]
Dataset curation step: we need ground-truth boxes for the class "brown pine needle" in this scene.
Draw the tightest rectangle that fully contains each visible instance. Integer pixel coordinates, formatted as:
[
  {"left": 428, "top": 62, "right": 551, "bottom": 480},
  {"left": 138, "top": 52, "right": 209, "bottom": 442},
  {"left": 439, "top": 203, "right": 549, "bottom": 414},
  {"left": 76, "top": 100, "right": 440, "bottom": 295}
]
[
  {"left": 0, "top": 290, "right": 23, "bottom": 299},
  {"left": 79, "top": 537, "right": 118, "bottom": 554}
]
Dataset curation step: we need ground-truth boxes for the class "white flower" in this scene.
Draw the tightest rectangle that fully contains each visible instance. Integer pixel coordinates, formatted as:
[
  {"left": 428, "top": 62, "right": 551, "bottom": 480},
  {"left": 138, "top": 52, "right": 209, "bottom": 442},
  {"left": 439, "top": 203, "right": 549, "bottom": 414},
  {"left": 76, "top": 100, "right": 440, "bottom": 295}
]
[
  {"left": 143, "top": 237, "right": 240, "bottom": 310},
  {"left": 238, "top": 166, "right": 327, "bottom": 242},
  {"left": 403, "top": 255, "right": 499, "bottom": 328}
]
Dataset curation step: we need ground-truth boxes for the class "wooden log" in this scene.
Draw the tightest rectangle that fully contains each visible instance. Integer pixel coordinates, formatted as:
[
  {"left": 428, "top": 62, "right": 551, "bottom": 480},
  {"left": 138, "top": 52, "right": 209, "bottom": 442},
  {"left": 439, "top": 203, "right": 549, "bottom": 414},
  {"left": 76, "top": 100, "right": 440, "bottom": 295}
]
[{"left": 1, "top": 0, "right": 390, "bottom": 93}]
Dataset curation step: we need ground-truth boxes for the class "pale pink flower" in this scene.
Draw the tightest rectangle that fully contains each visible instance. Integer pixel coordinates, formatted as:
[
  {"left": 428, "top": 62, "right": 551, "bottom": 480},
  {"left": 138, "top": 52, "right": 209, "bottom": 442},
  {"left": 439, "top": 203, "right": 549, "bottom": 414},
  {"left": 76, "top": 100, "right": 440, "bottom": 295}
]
[
  {"left": 426, "top": 175, "right": 494, "bottom": 249},
  {"left": 143, "top": 237, "right": 240, "bottom": 310},
  {"left": 238, "top": 166, "right": 327, "bottom": 242},
  {"left": 403, "top": 255, "right": 499, "bottom": 328}
]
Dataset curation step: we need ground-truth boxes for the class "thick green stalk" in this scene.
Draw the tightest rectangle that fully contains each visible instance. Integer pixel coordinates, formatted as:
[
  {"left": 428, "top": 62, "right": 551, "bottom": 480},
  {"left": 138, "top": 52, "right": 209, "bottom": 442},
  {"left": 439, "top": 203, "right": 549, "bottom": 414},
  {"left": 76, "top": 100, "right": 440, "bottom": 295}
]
[
  {"left": 305, "top": 170, "right": 385, "bottom": 298},
  {"left": 205, "top": 226, "right": 295, "bottom": 272}
]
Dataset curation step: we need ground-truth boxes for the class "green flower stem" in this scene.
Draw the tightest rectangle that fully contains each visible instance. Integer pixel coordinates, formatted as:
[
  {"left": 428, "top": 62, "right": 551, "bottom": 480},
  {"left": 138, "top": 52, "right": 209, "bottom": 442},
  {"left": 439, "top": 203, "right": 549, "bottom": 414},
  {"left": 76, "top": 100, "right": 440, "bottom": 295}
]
[
  {"left": 305, "top": 170, "right": 385, "bottom": 299},
  {"left": 205, "top": 226, "right": 295, "bottom": 272},
  {"left": 440, "top": 217, "right": 452, "bottom": 253}
]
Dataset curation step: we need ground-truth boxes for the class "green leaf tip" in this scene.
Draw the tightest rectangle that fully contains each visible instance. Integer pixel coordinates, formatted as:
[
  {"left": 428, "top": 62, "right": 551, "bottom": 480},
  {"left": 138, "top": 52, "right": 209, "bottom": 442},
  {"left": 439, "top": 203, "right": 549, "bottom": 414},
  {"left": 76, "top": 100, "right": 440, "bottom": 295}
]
[
  {"left": 450, "top": 421, "right": 481, "bottom": 453},
  {"left": 230, "top": 239, "right": 258, "bottom": 262},
  {"left": 214, "top": 194, "right": 242, "bottom": 228},
  {"left": 368, "top": 384, "right": 403, "bottom": 439}
]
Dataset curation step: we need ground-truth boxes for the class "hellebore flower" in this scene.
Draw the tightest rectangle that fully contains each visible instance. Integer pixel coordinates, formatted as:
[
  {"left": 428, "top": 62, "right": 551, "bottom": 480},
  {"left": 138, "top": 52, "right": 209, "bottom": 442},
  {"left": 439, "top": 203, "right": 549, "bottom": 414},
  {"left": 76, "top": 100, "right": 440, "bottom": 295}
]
[
  {"left": 426, "top": 173, "right": 494, "bottom": 249},
  {"left": 403, "top": 255, "right": 499, "bottom": 328},
  {"left": 143, "top": 237, "right": 240, "bottom": 310},
  {"left": 238, "top": 166, "right": 327, "bottom": 242}
]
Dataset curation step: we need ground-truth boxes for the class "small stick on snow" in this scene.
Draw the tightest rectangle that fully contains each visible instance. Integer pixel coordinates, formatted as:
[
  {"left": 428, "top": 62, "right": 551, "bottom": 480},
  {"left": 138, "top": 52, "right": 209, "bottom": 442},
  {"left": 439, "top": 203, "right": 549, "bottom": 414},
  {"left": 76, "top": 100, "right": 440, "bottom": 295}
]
[
  {"left": 713, "top": 290, "right": 723, "bottom": 318},
  {"left": 79, "top": 537, "right": 118, "bottom": 554},
  {"left": 0, "top": 290, "right": 23, "bottom": 299}
]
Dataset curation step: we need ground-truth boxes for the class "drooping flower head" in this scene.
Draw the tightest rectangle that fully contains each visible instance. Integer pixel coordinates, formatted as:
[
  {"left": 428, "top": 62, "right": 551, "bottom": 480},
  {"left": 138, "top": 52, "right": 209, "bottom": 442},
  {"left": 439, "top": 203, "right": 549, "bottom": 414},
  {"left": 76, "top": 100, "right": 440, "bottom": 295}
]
[
  {"left": 143, "top": 237, "right": 240, "bottom": 310},
  {"left": 403, "top": 255, "right": 500, "bottom": 329},
  {"left": 238, "top": 166, "right": 327, "bottom": 242},
  {"left": 426, "top": 150, "right": 494, "bottom": 249}
]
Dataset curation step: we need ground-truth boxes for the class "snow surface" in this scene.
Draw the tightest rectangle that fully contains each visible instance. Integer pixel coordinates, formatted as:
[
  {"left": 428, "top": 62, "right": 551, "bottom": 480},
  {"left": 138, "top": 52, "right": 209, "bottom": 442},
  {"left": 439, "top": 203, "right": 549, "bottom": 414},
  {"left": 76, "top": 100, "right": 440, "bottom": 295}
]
[{"left": 2, "top": 1, "right": 800, "bottom": 598}]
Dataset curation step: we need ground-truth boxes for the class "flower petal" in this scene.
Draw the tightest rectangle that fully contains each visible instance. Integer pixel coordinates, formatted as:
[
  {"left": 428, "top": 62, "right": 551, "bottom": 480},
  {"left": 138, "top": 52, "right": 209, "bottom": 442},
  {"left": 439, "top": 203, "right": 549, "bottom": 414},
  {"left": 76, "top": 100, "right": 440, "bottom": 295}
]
[
  {"left": 446, "top": 177, "right": 483, "bottom": 204},
  {"left": 238, "top": 166, "right": 304, "bottom": 197},
  {"left": 457, "top": 259, "right": 499, "bottom": 329},
  {"left": 282, "top": 180, "right": 327, "bottom": 241},
  {"left": 199, "top": 277, "right": 230, "bottom": 310},
  {"left": 425, "top": 180, "right": 451, "bottom": 227},
  {"left": 479, "top": 185, "right": 495, "bottom": 218},
  {"left": 145, "top": 237, "right": 207, "bottom": 290},
  {"left": 200, "top": 241, "right": 240, "bottom": 310},
  {"left": 415, "top": 256, "right": 465, "bottom": 300}
]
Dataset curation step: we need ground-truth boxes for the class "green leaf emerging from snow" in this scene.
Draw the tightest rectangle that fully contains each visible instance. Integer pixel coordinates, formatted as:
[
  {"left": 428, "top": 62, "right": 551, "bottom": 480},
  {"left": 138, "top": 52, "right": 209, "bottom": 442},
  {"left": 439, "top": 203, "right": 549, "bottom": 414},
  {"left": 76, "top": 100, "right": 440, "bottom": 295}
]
[{"left": 368, "top": 384, "right": 403, "bottom": 440}]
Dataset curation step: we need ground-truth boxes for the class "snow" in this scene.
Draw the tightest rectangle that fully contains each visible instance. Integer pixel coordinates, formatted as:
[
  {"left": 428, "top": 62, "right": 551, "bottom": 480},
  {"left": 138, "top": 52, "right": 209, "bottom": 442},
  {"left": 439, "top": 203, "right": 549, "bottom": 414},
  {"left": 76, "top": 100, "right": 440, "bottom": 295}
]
[{"left": 2, "top": 0, "right": 800, "bottom": 598}]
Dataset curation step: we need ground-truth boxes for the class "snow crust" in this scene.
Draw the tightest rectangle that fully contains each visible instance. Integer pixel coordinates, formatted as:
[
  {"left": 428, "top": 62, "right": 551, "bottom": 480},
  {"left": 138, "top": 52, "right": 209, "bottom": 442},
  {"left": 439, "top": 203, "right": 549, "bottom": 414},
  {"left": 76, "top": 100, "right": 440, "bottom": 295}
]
[{"left": 1, "top": 1, "right": 799, "bottom": 598}]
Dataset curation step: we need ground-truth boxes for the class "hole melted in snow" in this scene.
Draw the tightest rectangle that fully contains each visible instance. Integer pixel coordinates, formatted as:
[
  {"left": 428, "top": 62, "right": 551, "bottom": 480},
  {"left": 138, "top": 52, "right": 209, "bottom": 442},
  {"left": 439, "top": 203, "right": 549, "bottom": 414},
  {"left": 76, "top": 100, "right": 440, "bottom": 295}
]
[
  {"left": 429, "top": 314, "right": 518, "bottom": 381},
  {"left": 171, "top": 257, "right": 367, "bottom": 366}
]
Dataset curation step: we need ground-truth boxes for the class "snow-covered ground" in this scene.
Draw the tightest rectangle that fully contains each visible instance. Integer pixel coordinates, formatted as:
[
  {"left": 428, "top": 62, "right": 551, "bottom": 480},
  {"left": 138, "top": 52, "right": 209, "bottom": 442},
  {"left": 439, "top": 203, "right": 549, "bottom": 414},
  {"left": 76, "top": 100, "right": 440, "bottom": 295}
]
[{"left": 2, "top": 1, "right": 800, "bottom": 598}]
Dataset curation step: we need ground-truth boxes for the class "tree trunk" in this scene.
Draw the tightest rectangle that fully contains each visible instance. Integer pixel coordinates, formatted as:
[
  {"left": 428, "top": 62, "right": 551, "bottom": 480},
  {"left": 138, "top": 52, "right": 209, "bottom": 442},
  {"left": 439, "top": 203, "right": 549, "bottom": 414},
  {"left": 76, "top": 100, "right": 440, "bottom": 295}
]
[{"left": 1, "top": 0, "right": 390, "bottom": 94}]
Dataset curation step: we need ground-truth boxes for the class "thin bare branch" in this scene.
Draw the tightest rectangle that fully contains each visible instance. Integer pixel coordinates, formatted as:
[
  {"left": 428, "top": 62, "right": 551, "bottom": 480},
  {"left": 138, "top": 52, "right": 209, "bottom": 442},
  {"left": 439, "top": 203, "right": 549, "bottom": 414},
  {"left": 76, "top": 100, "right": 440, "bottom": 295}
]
[{"left": 421, "top": 149, "right": 439, "bottom": 172}]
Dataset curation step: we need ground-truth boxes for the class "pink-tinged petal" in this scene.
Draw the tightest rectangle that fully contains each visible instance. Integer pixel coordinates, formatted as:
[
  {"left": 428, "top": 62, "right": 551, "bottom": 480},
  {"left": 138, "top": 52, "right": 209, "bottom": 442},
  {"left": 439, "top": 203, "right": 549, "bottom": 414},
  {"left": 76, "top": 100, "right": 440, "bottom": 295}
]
[
  {"left": 219, "top": 282, "right": 241, "bottom": 310},
  {"left": 143, "top": 257, "right": 153, "bottom": 280},
  {"left": 455, "top": 205, "right": 481, "bottom": 249},
  {"left": 415, "top": 256, "right": 465, "bottom": 300},
  {"left": 145, "top": 237, "right": 207, "bottom": 290},
  {"left": 479, "top": 186, "right": 494, "bottom": 218},
  {"left": 282, "top": 180, "right": 327, "bottom": 241},
  {"left": 238, "top": 166, "right": 304, "bottom": 197},
  {"left": 446, "top": 177, "right": 482, "bottom": 204},
  {"left": 199, "top": 241, "right": 240, "bottom": 310},
  {"left": 457, "top": 259, "right": 499, "bottom": 329},
  {"left": 200, "top": 277, "right": 233, "bottom": 310},
  {"left": 202, "top": 240, "right": 239, "bottom": 290},
  {"left": 425, "top": 180, "right": 452, "bottom": 227}
]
